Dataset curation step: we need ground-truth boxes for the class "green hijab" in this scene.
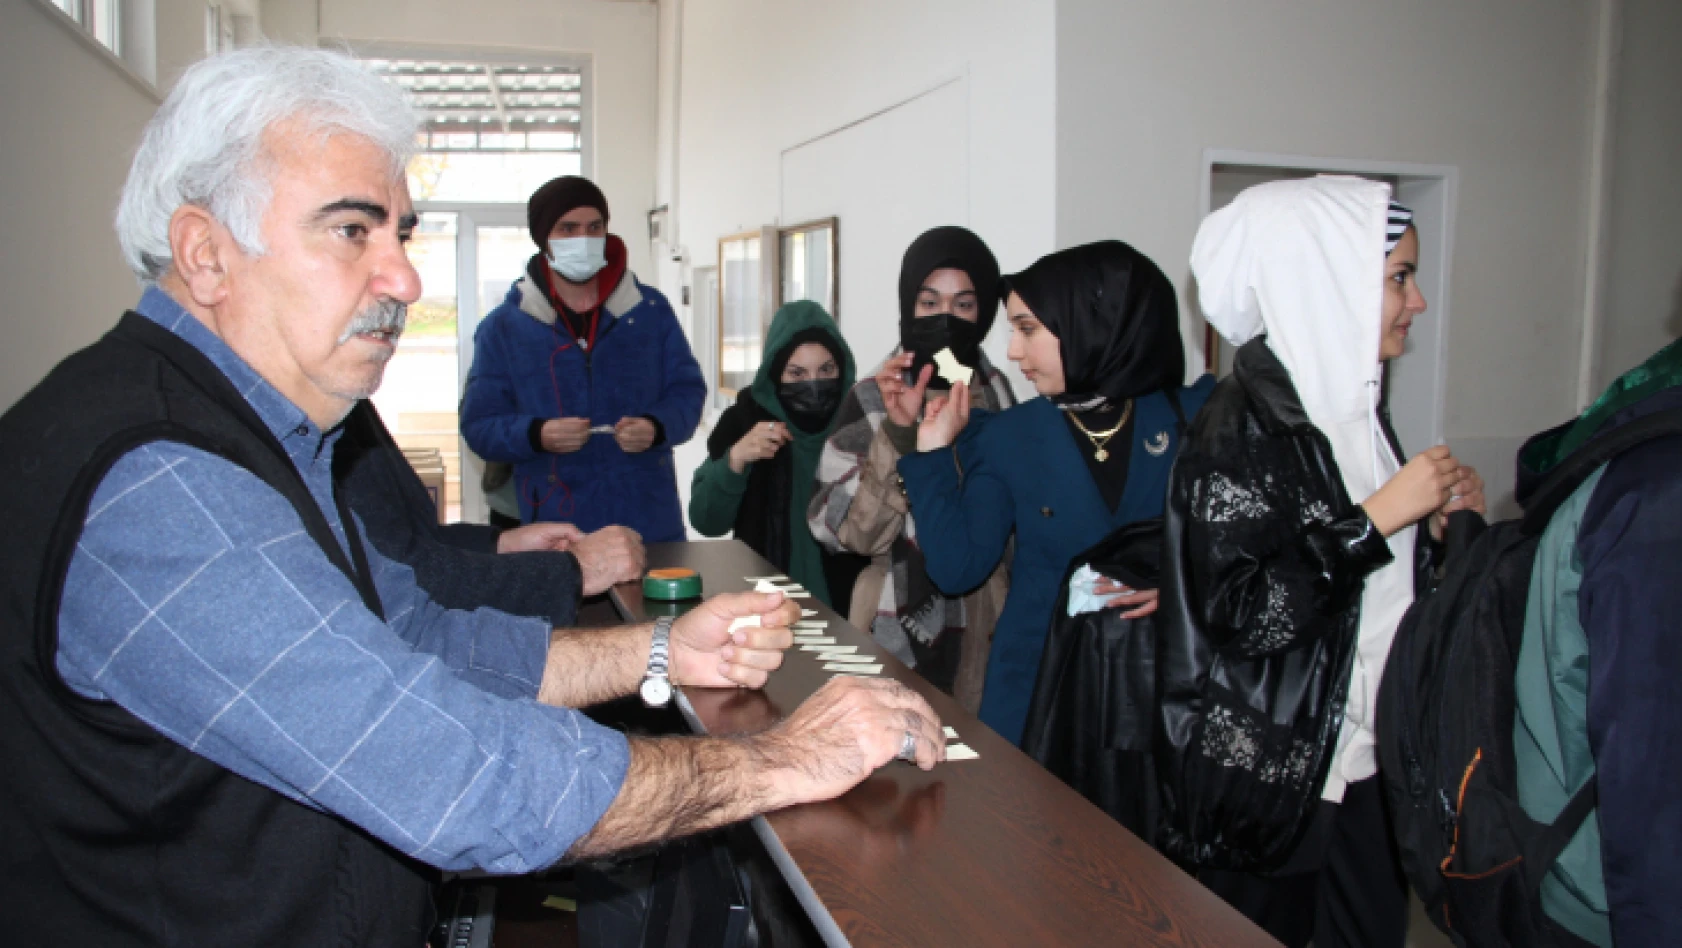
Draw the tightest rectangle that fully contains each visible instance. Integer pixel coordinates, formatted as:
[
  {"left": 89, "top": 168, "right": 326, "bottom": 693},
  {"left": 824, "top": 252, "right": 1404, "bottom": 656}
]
[{"left": 708, "top": 300, "right": 855, "bottom": 603}]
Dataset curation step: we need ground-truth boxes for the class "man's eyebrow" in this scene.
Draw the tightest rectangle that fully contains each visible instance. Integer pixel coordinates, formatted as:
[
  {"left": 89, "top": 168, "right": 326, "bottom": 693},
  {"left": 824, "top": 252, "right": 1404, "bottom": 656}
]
[
  {"left": 1397, "top": 261, "right": 1418, "bottom": 274},
  {"left": 398, "top": 213, "right": 418, "bottom": 231},
  {"left": 312, "top": 198, "right": 389, "bottom": 224}
]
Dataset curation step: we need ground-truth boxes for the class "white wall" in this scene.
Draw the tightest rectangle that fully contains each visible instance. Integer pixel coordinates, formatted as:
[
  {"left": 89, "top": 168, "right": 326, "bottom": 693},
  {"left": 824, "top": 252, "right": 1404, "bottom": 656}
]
[
  {"left": 264, "top": 0, "right": 662, "bottom": 280},
  {"left": 1597, "top": 0, "right": 1682, "bottom": 385},
  {"left": 665, "top": 0, "right": 1057, "bottom": 397},
  {"left": 0, "top": 0, "right": 160, "bottom": 409},
  {"left": 1057, "top": 0, "right": 1603, "bottom": 514}
]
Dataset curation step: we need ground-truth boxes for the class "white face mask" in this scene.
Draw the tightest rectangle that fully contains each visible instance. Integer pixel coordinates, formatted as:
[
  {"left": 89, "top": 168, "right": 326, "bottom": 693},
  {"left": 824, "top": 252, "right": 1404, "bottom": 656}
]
[{"left": 547, "top": 236, "right": 608, "bottom": 283}]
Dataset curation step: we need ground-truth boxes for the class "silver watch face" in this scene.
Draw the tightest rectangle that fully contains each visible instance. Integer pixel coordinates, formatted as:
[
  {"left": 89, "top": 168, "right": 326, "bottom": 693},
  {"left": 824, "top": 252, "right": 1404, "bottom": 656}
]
[{"left": 640, "top": 676, "right": 672, "bottom": 707}]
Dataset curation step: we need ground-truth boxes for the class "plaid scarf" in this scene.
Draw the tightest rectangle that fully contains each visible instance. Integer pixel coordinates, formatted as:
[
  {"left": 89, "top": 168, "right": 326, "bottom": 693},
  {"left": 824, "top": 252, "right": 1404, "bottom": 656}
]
[{"left": 809, "top": 349, "right": 1016, "bottom": 668}]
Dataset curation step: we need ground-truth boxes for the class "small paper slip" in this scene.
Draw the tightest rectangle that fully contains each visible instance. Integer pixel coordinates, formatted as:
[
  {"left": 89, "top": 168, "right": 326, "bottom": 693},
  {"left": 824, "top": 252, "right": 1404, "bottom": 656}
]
[
  {"left": 792, "top": 620, "right": 828, "bottom": 629},
  {"left": 589, "top": 424, "right": 617, "bottom": 434},
  {"left": 727, "top": 615, "right": 761, "bottom": 636},
  {"left": 801, "top": 609, "right": 818, "bottom": 617},
  {"left": 943, "top": 726, "right": 959, "bottom": 739},
  {"left": 932, "top": 347, "right": 974, "bottom": 386},
  {"left": 784, "top": 591, "right": 812, "bottom": 599},
  {"left": 793, "top": 636, "right": 835, "bottom": 646},
  {"left": 945, "top": 743, "right": 980, "bottom": 761},
  {"left": 821, "top": 653, "right": 877, "bottom": 664},
  {"left": 753, "top": 579, "right": 781, "bottom": 593},
  {"left": 827, "top": 663, "right": 884, "bottom": 674},
  {"left": 744, "top": 575, "right": 788, "bottom": 583},
  {"left": 800, "top": 644, "right": 855, "bottom": 654},
  {"left": 772, "top": 584, "right": 807, "bottom": 594}
]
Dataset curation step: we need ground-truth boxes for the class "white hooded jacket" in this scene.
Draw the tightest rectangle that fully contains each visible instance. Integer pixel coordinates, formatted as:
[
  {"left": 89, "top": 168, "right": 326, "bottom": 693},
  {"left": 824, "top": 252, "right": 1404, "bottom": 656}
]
[{"left": 1190, "top": 175, "right": 1418, "bottom": 803}]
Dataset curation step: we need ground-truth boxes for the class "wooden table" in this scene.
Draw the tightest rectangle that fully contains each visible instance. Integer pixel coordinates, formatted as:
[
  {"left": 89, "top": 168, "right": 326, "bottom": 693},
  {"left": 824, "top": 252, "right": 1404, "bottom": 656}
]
[{"left": 610, "top": 540, "right": 1279, "bottom": 948}]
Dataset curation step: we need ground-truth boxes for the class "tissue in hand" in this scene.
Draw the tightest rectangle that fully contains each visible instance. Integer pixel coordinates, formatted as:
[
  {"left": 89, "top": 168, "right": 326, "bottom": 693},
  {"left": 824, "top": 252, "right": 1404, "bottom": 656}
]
[{"left": 1066, "top": 564, "right": 1123, "bottom": 616}]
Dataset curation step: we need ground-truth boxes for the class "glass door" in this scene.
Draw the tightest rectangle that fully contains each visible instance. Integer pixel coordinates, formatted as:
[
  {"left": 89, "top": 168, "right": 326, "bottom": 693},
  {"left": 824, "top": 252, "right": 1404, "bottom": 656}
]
[{"left": 371, "top": 204, "right": 529, "bottom": 524}]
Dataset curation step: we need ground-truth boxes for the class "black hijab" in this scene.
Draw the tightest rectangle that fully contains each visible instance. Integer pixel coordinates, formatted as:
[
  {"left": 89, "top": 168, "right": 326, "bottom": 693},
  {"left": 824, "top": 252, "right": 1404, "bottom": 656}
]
[
  {"left": 1000, "top": 240, "right": 1184, "bottom": 409},
  {"left": 897, "top": 226, "right": 1002, "bottom": 334}
]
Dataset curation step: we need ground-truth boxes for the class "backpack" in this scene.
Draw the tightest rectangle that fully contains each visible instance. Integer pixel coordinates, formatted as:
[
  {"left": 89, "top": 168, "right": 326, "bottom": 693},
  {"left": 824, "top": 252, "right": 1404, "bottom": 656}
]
[{"left": 1376, "top": 407, "right": 1682, "bottom": 947}]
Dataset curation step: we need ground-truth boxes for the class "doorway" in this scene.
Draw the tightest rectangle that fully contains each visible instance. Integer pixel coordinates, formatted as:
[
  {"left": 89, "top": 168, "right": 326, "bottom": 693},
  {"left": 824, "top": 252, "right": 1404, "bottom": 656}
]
[
  {"left": 371, "top": 203, "right": 529, "bottom": 524},
  {"left": 1198, "top": 150, "right": 1459, "bottom": 454}
]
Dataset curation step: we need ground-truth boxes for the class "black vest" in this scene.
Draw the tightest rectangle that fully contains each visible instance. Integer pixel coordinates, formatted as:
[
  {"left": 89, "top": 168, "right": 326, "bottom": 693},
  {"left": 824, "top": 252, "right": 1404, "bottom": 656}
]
[{"left": 0, "top": 313, "right": 433, "bottom": 945}]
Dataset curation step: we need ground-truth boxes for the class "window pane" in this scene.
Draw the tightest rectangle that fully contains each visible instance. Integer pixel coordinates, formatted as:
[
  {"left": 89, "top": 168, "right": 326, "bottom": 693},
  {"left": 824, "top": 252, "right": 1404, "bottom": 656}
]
[
  {"left": 720, "top": 236, "right": 763, "bottom": 397},
  {"left": 408, "top": 152, "right": 582, "bottom": 204},
  {"left": 90, "top": 0, "right": 119, "bottom": 52}
]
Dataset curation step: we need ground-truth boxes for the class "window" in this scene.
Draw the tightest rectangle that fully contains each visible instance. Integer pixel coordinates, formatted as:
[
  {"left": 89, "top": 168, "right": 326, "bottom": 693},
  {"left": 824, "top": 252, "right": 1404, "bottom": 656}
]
[
  {"left": 49, "top": 0, "right": 124, "bottom": 56},
  {"left": 365, "top": 56, "right": 591, "bottom": 204}
]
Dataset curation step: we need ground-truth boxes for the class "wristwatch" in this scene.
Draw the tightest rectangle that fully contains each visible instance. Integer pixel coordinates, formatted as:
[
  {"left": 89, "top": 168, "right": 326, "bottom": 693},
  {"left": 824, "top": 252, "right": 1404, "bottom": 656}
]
[{"left": 640, "top": 616, "right": 674, "bottom": 707}]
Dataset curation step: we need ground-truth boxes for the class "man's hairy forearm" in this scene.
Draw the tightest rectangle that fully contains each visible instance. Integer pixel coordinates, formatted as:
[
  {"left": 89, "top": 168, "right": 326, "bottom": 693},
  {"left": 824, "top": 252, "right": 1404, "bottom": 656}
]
[
  {"left": 564, "top": 734, "right": 788, "bottom": 860},
  {"left": 536, "top": 623, "right": 652, "bottom": 708}
]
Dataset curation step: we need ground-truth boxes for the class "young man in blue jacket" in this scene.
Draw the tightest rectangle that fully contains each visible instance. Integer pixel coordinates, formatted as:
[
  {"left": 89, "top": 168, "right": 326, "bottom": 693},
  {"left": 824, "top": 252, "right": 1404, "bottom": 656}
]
[
  {"left": 1514, "top": 339, "right": 1682, "bottom": 947},
  {"left": 460, "top": 176, "right": 705, "bottom": 542}
]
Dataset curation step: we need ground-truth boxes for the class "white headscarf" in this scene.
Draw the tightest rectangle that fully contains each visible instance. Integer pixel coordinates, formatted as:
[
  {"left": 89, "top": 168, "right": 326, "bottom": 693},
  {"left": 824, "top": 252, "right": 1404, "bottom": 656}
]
[{"left": 1190, "top": 174, "right": 1417, "bottom": 800}]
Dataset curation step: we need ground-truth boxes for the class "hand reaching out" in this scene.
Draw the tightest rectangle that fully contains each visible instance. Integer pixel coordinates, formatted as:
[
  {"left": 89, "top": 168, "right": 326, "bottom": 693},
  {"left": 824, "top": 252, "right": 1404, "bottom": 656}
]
[
  {"left": 877, "top": 352, "right": 931, "bottom": 429},
  {"left": 915, "top": 380, "right": 971, "bottom": 452}
]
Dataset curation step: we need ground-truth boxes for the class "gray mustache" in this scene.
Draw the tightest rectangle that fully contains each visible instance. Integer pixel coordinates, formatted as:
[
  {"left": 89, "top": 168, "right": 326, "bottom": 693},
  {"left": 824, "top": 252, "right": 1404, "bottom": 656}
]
[{"left": 338, "top": 300, "right": 408, "bottom": 344}]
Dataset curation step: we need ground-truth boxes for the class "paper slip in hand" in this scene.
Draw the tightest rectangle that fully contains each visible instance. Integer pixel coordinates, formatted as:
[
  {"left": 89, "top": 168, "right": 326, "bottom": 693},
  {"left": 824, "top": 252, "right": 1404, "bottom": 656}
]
[
  {"left": 744, "top": 575, "right": 788, "bottom": 583},
  {"left": 793, "top": 636, "right": 835, "bottom": 646},
  {"left": 792, "top": 620, "right": 828, "bottom": 630},
  {"left": 589, "top": 424, "right": 617, "bottom": 434},
  {"left": 727, "top": 615, "right": 762, "bottom": 636},
  {"left": 943, "top": 726, "right": 959, "bottom": 739},
  {"left": 753, "top": 579, "right": 781, "bottom": 593},
  {"left": 784, "top": 591, "right": 812, "bottom": 598},
  {"left": 932, "top": 347, "right": 974, "bottom": 386},
  {"left": 799, "top": 644, "right": 855, "bottom": 653},
  {"left": 801, "top": 609, "right": 817, "bottom": 617},
  {"left": 821, "top": 653, "right": 877, "bottom": 664},
  {"left": 944, "top": 743, "right": 979, "bottom": 761},
  {"left": 826, "top": 663, "right": 884, "bottom": 674}
]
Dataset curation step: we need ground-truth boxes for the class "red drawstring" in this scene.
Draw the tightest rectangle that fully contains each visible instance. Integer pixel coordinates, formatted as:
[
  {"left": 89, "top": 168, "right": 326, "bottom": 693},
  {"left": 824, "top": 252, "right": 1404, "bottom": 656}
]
[{"left": 521, "top": 273, "right": 606, "bottom": 520}]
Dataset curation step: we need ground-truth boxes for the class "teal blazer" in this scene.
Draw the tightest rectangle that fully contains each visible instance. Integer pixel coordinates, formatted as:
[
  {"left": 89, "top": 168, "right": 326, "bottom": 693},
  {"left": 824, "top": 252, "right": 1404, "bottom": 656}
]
[{"left": 897, "top": 377, "right": 1214, "bottom": 744}]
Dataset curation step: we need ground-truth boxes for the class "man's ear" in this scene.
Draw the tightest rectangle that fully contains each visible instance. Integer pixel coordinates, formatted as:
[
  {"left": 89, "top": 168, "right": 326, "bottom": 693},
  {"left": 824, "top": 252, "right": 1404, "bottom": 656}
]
[{"left": 168, "top": 205, "right": 234, "bottom": 308}]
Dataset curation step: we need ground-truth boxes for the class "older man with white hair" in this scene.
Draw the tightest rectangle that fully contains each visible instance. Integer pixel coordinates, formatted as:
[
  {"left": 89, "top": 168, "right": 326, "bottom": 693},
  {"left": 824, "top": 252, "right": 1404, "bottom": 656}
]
[{"left": 0, "top": 46, "right": 943, "bottom": 945}]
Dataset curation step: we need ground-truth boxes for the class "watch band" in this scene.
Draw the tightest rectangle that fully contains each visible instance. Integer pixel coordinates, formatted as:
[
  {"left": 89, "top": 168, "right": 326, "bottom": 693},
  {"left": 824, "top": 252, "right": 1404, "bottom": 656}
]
[{"left": 648, "top": 616, "right": 671, "bottom": 677}]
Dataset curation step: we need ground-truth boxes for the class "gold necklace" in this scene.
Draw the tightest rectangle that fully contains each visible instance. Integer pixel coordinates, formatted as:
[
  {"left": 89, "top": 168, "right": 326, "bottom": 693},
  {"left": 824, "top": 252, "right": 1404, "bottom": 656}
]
[{"left": 1065, "top": 400, "right": 1134, "bottom": 462}]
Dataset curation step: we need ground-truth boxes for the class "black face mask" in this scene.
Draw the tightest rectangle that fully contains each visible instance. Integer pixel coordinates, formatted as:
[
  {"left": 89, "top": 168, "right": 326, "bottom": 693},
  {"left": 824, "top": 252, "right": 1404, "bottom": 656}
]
[
  {"left": 900, "top": 313, "right": 982, "bottom": 390},
  {"left": 777, "top": 378, "right": 843, "bottom": 433}
]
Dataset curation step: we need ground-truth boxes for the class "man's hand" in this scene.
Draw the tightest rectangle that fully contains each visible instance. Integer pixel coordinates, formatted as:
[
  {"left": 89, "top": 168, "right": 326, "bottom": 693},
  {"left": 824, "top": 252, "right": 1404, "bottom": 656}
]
[
  {"left": 541, "top": 417, "right": 591, "bottom": 454},
  {"left": 670, "top": 591, "right": 800, "bottom": 689},
  {"left": 496, "top": 521, "right": 583, "bottom": 554},
  {"left": 568, "top": 526, "right": 646, "bottom": 595},
  {"left": 916, "top": 380, "right": 971, "bottom": 452},
  {"left": 877, "top": 352, "right": 930, "bottom": 429},
  {"left": 614, "top": 417, "right": 658, "bottom": 454},
  {"left": 757, "top": 677, "right": 946, "bottom": 810}
]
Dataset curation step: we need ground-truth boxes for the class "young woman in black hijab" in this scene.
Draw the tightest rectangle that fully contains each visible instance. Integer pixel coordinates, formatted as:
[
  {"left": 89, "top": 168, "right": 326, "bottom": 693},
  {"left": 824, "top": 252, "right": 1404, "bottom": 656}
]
[
  {"left": 896, "top": 240, "right": 1215, "bottom": 745},
  {"left": 807, "top": 226, "right": 1017, "bottom": 713}
]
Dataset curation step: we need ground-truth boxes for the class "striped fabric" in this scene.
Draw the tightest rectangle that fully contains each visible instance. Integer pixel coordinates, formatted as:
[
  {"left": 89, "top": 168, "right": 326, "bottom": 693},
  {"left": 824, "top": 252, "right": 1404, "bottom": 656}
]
[{"left": 1385, "top": 200, "right": 1414, "bottom": 255}]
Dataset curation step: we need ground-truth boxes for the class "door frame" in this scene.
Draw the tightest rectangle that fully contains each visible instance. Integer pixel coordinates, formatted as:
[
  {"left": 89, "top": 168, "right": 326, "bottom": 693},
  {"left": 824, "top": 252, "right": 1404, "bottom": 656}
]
[
  {"left": 415, "top": 201, "right": 528, "bottom": 524},
  {"left": 1197, "top": 149, "right": 1459, "bottom": 451}
]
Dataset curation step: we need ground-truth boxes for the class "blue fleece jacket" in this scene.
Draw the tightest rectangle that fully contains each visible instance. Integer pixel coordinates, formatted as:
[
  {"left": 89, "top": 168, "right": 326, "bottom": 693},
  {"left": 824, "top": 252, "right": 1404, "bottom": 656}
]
[{"left": 460, "top": 266, "right": 705, "bottom": 542}]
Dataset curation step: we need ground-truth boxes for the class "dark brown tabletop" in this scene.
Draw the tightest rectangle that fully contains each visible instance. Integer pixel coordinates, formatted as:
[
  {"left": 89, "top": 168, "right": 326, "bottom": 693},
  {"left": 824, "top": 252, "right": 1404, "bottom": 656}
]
[{"left": 610, "top": 539, "right": 1279, "bottom": 948}]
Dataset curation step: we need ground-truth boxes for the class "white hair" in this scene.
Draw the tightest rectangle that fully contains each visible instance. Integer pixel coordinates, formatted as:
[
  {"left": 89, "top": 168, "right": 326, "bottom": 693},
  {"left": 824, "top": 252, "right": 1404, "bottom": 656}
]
[{"left": 115, "top": 45, "right": 419, "bottom": 283}]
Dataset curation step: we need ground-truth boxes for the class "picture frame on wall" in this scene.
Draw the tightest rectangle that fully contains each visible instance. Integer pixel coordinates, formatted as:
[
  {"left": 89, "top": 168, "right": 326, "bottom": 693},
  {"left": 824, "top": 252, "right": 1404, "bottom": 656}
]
[
  {"left": 716, "top": 228, "right": 774, "bottom": 399},
  {"left": 776, "top": 217, "right": 839, "bottom": 320}
]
